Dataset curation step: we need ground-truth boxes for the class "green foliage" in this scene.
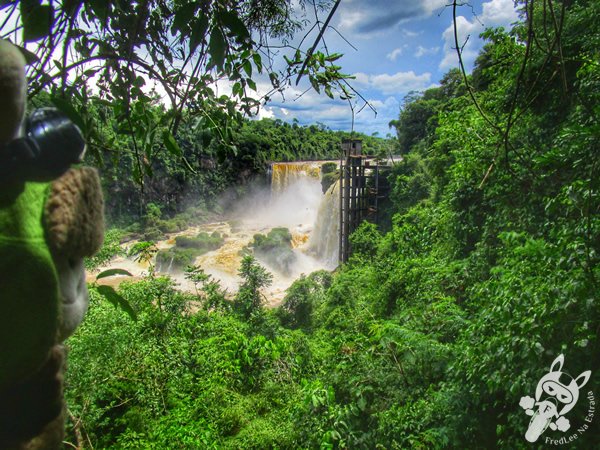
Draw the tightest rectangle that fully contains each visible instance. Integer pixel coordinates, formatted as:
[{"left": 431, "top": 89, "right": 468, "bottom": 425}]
[
  {"left": 249, "top": 227, "right": 296, "bottom": 275},
  {"left": 93, "top": 285, "right": 138, "bottom": 322},
  {"left": 141, "top": 226, "right": 166, "bottom": 242},
  {"left": 4, "top": 0, "right": 371, "bottom": 227},
  {"left": 156, "top": 247, "right": 199, "bottom": 272},
  {"left": 232, "top": 118, "right": 387, "bottom": 165},
  {"left": 321, "top": 162, "right": 337, "bottom": 174},
  {"left": 184, "top": 265, "right": 229, "bottom": 311},
  {"left": 233, "top": 255, "right": 273, "bottom": 320},
  {"left": 175, "top": 232, "right": 224, "bottom": 251},
  {"left": 144, "top": 202, "right": 162, "bottom": 226},
  {"left": 128, "top": 241, "right": 158, "bottom": 264},
  {"left": 279, "top": 270, "right": 332, "bottom": 329},
  {"left": 85, "top": 228, "right": 125, "bottom": 271},
  {"left": 319, "top": 161, "right": 340, "bottom": 193},
  {"left": 348, "top": 221, "right": 381, "bottom": 261},
  {"left": 156, "top": 232, "right": 224, "bottom": 272},
  {"left": 63, "top": 2, "right": 600, "bottom": 448}
]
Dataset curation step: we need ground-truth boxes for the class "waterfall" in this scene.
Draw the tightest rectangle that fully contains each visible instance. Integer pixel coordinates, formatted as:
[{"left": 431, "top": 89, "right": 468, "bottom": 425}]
[
  {"left": 263, "top": 162, "right": 323, "bottom": 229},
  {"left": 270, "top": 162, "right": 321, "bottom": 195},
  {"left": 266, "top": 161, "right": 340, "bottom": 269},
  {"left": 308, "top": 180, "right": 340, "bottom": 269}
]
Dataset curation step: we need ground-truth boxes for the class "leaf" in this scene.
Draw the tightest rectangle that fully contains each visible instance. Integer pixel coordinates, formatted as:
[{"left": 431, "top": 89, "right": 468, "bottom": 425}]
[
  {"left": 95, "top": 285, "right": 137, "bottom": 321},
  {"left": 62, "top": 0, "right": 84, "bottom": 17},
  {"left": 87, "top": 0, "right": 109, "bottom": 23},
  {"left": 325, "top": 52, "right": 343, "bottom": 62},
  {"left": 21, "top": 1, "right": 54, "bottom": 42},
  {"left": 96, "top": 268, "right": 133, "bottom": 280},
  {"left": 209, "top": 27, "right": 226, "bottom": 70},
  {"left": 162, "top": 130, "right": 182, "bottom": 157},
  {"left": 133, "top": 76, "right": 145, "bottom": 88},
  {"left": 325, "top": 86, "right": 333, "bottom": 99},
  {"left": 252, "top": 53, "right": 262, "bottom": 73},
  {"left": 357, "top": 396, "right": 367, "bottom": 411},
  {"left": 232, "top": 81, "right": 241, "bottom": 97},
  {"left": 242, "top": 60, "right": 252, "bottom": 78},
  {"left": 189, "top": 15, "right": 209, "bottom": 53},
  {"left": 218, "top": 10, "right": 250, "bottom": 41},
  {"left": 172, "top": 2, "right": 197, "bottom": 35},
  {"left": 247, "top": 78, "right": 256, "bottom": 91},
  {"left": 309, "top": 76, "right": 320, "bottom": 94}
]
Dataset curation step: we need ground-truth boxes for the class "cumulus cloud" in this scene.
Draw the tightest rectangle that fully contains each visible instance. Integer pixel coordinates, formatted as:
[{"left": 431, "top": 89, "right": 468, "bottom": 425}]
[
  {"left": 337, "top": 0, "right": 446, "bottom": 35},
  {"left": 351, "top": 71, "right": 435, "bottom": 95},
  {"left": 439, "top": 0, "right": 519, "bottom": 70},
  {"left": 251, "top": 68, "right": 433, "bottom": 136},
  {"left": 403, "top": 29, "right": 422, "bottom": 38},
  {"left": 244, "top": 62, "right": 435, "bottom": 135},
  {"left": 370, "top": 71, "right": 434, "bottom": 95},
  {"left": 414, "top": 45, "right": 440, "bottom": 58},
  {"left": 252, "top": 79, "right": 403, "bottom": 136},
  {"left": 257, "top": 106, "right": 275, "bottom": 120},
  {"left": 386, "top": 48, "right": 403, "bottom": 61},
  {"left": 352, "top": 72, "right": 371, "bottom": 87}
]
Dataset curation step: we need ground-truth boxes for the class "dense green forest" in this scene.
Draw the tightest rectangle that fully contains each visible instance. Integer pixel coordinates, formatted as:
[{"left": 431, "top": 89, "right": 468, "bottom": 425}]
[
  {"left": 96, "top": 115, "right": 387, "bottom": 225},
  {"left": 68, "top": 0, "right": 600, "bottom": 448},
  {"left": 3, "top": 0, "right": 599, "bottom": 448}
]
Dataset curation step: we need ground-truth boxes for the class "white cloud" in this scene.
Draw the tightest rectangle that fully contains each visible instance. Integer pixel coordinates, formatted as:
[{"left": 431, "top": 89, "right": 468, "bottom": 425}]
[
  {"left": 414, "top": 45, "right": 440, "bottom": 58},
  {"left": 254, "top": 80, "right": 403, "bottom": 136},
  {"left": 338, "top": 10, "right": 363, "bottom": 34},
  {"left": 386, "top": 48, "right": 403, "bottom": 61},
  {"left": 439, "top": 0, "right": 519, "bottom": 70},
  {"left": 352, "top": 72, "right": 371, "bottom": 87},
  {"left": 337, "top": 0, "right": 446, "bottom": 35},
  {"left": 402, "top": 29, "right": 422, "bottom": 38},
  {"left": 481, "top": 0, "right": 520, "bottom": 24},
  {"left": 257, "top": 106, "right": 275, "bottom": 120},
  {"left": 349, "top": 71, "right": 435, "bottom": 95},
  {"left": 369, "top": 71, "right": 434, "bottom": 95}
]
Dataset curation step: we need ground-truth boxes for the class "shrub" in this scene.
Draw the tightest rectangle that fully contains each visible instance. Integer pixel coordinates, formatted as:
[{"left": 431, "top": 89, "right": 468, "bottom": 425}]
[
  {"left": 156, "top": 232, "right": 225, "bottom": 272},
  {"left": 175, "top": 232, "right": 224, "bottom": 252},
  {"left": 279, "top": 270, "right": 332, "bottom": 329},
  {"left": 250, "top": 228, "right": 296, "bottom": 275},
  {"left": 142, "top": 226, "right": 165, "bottom": 242},
  {"left": 321, "top": 162, "right": 337, "bottom": 174},
  {"left": 234, "top": 255, "right": 273, "bottom": 320},
  {"left": 312, "top": 159, "right": 339, "bottom": 194},
  {"left": 156, "top": 247, "right": 198, "bottom": 271},
  {"left": 143, "top": 202, "right": 162, "bottom": 227}
]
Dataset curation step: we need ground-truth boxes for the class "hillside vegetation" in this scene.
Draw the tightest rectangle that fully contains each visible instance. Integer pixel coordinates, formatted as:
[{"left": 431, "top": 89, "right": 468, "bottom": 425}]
[{"left": 66, "top": 1, "right": 600, "bottom": 448}]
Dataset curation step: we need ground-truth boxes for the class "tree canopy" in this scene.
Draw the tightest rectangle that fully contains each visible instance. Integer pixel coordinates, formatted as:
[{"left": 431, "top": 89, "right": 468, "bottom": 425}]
[{"left": 1, "top": 0, "right": 353, "bottom": 195}]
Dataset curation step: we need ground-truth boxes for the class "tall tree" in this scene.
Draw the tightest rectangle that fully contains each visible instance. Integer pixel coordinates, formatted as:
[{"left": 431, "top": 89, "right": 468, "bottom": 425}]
[{"left": 0, "top": 0, "right": 350, "bottom": 200}]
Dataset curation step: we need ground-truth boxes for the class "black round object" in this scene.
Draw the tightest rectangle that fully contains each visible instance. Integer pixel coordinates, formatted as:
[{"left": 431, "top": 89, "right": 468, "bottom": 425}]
[{"left": 25, "top": 108, "right": 85, "bottom": 178}]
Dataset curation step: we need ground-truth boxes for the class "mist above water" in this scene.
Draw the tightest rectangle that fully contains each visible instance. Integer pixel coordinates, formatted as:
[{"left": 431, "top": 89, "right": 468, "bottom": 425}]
[
  {"left": 308, "top": 180, "right": 340, "bottom": 269},
  {"left": 230, "top": 166, "right": 323, "bottom": 232},
  {"left": 100, "top": 162, "right": 340, "bottom": 306}
]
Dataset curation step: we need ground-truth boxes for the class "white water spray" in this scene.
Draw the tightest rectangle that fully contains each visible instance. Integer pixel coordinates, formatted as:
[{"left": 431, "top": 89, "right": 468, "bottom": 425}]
[
  {"left": 93, "top": 161, "right": 342, "bottom": 306},
  {"left": 308, "top": 180, "right": 340, "bottom": 269}
]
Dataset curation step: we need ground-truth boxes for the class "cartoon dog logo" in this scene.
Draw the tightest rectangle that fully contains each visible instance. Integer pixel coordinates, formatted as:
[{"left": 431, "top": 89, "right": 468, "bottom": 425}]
[{"left": 520, "top": 354, "right": 591, "bottom": 443}]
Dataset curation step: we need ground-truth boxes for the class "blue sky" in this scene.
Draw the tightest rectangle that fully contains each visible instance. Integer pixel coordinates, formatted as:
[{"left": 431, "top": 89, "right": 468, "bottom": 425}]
[
  {"left": 1, "top": 1, "right": 519, "bottom": 137},
  {"left": 256, "top": 0, "right": 520, "bottom": 136}
]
